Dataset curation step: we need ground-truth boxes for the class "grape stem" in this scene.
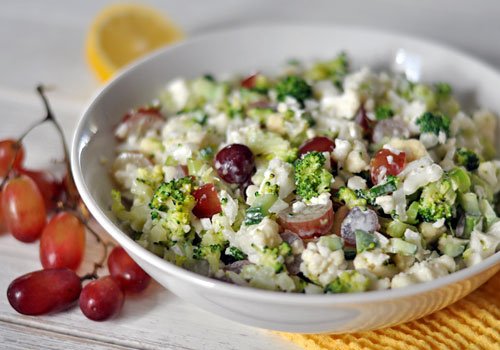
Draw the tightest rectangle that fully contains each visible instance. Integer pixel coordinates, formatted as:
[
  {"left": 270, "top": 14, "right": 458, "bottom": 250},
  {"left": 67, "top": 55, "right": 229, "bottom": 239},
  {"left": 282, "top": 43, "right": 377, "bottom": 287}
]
[{"left": 36, "top": 85, "right": 81, "bottom": 207}]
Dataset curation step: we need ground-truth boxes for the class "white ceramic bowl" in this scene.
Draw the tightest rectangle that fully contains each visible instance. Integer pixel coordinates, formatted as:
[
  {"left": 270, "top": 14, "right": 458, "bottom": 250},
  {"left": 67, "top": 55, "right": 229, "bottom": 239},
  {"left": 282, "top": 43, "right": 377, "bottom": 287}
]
[{"left": 72, "top": 25, "right": 500, "bottom": 333}]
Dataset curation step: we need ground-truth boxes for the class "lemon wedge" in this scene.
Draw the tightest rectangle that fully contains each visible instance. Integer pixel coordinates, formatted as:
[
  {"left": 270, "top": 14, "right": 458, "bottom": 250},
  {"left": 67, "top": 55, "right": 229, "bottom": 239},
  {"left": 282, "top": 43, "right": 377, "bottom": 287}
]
[{"left": 86, "top": 4, "right": 184, "bottom": 81}]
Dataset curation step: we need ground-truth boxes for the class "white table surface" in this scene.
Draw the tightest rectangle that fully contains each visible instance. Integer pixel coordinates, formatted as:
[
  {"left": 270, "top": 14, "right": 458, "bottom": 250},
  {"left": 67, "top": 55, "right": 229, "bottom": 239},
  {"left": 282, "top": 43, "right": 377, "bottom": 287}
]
[{"left": 1, "top": 1, "right": 499, "bottom": 349}]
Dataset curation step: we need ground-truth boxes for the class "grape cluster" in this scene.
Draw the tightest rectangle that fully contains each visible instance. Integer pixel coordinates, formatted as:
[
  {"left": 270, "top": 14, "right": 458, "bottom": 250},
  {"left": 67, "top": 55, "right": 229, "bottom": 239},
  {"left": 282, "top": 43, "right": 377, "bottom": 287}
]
[{"left": 2, "top": 86, "right": 150, "bottom": 321}]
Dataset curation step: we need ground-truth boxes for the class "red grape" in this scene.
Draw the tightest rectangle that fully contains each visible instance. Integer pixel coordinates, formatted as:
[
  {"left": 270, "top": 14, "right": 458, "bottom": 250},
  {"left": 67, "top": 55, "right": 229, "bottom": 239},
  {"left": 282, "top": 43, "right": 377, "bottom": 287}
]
[
  {"left": 40, "top": 212, "right": 85, "bottom": 270},
  {"left": 108, "top": 247, "right": 151, "bottom": 293},
  {"left": 278, "top": 200, "right": 335, "bottom": 239},
  {"left": 7, "top": 268, "right": 81, "bottom": 315},
  {"left": 1, "top": 175, "right": 46, "bottom": 242},
  {"left": 79, "top": 276, "right": 124, "bottom": 321},
  {"left": 0, "top": 139, "right": 24, "bottom": 178},
  {"left": 370, "top": 148, "right": 406, "bottom": 184},
  {"left": 215, "top": 144, "right": 255, "bottom": 184},
  {"left": 18, "top": 168, "right": 61, "bottom": 210},
  {"left": 298, "top": 136, "right": 335, "bottom": 156},
  {"left": 0, "top": 191, "right": 5, "bottom": 233},
  {"left": 192, "top": 183, "right": 222, "bottom": 218}
]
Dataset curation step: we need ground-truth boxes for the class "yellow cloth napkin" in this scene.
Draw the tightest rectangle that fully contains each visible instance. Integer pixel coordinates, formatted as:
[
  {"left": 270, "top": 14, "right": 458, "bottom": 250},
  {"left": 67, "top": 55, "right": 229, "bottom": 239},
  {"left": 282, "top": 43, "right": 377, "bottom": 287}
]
[{"left": 277, "top": 272, "right": 500, "bottom": 350}]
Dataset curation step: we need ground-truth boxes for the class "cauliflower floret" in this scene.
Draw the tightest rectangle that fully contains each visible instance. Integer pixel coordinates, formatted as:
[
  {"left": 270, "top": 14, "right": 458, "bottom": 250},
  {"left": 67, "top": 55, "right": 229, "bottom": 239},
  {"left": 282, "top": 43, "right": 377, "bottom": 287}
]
[
  {"left": 391, "top": 255, "right": 456, "bottom": 289},
  {"left": 331, "top": 139, "right": 352, "bottom": 166},
  {"left": 233, "top": 217, "right": 282, "bottom": 264},
  {"left": 218, "top": 190, "right": 238, "bottom": 225},
  {"left": 463, "top": 230, "right": 500, "bottom": 267},
  {"left": 347, "top": 176, "right": 367, "bottom": 190},
  {"left": 345, "top": 140, "right": 369, "bottom": 173},
  {"left": 166, "top": 78, "right": 190, "bottom": 111},
  {"left": 402, "top": 163, "right": 443, "bottom": 195},
  {"left": 300, "top": 239, "right": 347, "bottom": 286},
  {"left": 387, "top": 139, "right": 429, "bottom": 162},
  {"left": 261, "top": 158, "right": 295, "bottom": 199},
  {"left": 353, "top": 248, "right": 396, "bottom": 278},
  {"left": 321, "top": 89, "right": 360, "bottom": 119},
  {"left": 375, "top": 195, "right": 395, "bottom": 214}
]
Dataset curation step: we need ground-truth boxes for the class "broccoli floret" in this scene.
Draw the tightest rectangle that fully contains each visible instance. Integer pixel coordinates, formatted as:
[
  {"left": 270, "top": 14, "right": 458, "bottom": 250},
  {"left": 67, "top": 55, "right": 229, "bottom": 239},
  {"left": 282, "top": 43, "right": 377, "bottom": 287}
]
[
  {"left": 336, "top": 187, "right": 366, "bottom": 209},
  {"left": 225, "top": 246, "right": 247, "bottom": 261},
  {"left": 325, "top": 271, "right": 370, "bottom": 293},
  {"left": 418, "top": 179, "right": 457, "bottom": 222},
  {"left": 416, "top": 112, "right": 451, "bottom": 136},
  {"left": 149, "top": 177, "right": 196, "bottom": 241},
  {"left": 257, "top": 242, "right": 292, "bottom": 273},
  {"left": 454, "top": 148, "right": 480, "bottom": 171},
  {"left": 375, "top": 105, "right": 394, "bottom": 120},
  {"left": 275, "top": 75, "right": 313, "bottom": 105},
  {"left": 305, "top": 52, "right": 349, "bottom": 89},
  {"left": 194, "top": 244, "right": 222, "bottom": 273},
  {"left": 434, "top": 82, "right": 452, "bottom": 98},
  {"left": 294, "top": 152, "right": 333, "bottom": 200}
]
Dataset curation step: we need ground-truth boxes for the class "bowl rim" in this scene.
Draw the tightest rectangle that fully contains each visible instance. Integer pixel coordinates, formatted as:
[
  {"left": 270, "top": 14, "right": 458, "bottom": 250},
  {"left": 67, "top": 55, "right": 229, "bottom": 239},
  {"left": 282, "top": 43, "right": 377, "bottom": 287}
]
[{"left": 72, "top": 23, "right": 500, "bottom": 305}]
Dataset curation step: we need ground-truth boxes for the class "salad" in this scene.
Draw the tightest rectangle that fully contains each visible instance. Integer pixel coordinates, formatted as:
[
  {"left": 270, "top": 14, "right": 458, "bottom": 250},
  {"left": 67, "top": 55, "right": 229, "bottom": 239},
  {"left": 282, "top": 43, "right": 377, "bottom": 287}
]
[{"left": 110, "top": 53, "right": 500, "bottom": 294}]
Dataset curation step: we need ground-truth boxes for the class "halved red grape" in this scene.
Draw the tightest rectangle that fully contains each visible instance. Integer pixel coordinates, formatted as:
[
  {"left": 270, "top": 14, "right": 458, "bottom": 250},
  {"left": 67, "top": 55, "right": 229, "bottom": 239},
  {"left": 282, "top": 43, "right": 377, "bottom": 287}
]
[
  {"left": 115, "top": 107, "right": 164, "bottom": 141},
  {"left": 7, "top": 268, "right": 81, "bottom": 315},
  {"left": 332, "top": 205, "right": 350, "bottom": 240},
  {"left": 1, "top": 175, "right": 46, "bottom": 242},
  {"left": 241, "top": 73, "right": 257, "bottom": 89},
  {"left": 18, "top": 168, "right": 61, "bottom": 210},
  {"left": 370, "top": 148, "right": 406, "bottom": 184},
  {"left": 298, "top": 137, "right": 335, "bottom": 156},
  {"left": 192, "top": 184, "right": 222, "bottom": 218},
  {"left": 108, "top": 247, "right": 151, "bottom": 293},
  {"left": 40, "top": 212, "right": 85, "bottom": 271},
  {"left": 79, "top": 276, "right": 124, "bottom": 321},
  {"left": 278, "top": 200, "right": 335, "bottom": 239},
  {"left": 0, "top": 139, "right": 24, "bottom": 178},
  {"left": 215, "top": 144, "right": 255, "bottom": 184}
]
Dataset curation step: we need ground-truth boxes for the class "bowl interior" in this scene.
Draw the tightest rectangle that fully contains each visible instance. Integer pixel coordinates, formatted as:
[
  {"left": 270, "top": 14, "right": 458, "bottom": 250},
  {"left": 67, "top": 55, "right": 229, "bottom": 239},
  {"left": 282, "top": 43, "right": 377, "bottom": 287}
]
[{"left": 72, "top": 24, "right": 500, "bottom": 300}]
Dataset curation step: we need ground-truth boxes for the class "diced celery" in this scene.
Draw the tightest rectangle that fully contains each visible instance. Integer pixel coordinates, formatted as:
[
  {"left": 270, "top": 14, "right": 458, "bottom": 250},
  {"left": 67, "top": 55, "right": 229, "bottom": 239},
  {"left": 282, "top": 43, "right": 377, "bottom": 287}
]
[
  {"left": 458, "top": 192, "right": 481, "bottom": 216},
  {"left": 244, "top": 194, "right": 278, "bottom": 226},
  {"left": 318, "top": 235, "right": 343, "bottom": 251},
  {"left": 355, "top": 230, "right": 378, "bottom": 253},
  {"left": 388, "top": 238, "right": 418, "bottom": 256},
  {"left": 187, "top": 158, "right": 204, "bottom": 176},
  {"left": 449, "top": 167, "right": 471, "bottom": 193},
  {"left": 386, "top": 220, "right": 416, "bottom": 238},
  {"left": 463, "top": 215, "right": 482, "bottom": 238},
  {"left": 405, "top": 201, "right": 420, "bottom": 225},
  {"left": 444, "top": 243, "right": 464, "bottom": 257},
  {"left": 479, "top": 199, "right": 499, "bottom": 230}
]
